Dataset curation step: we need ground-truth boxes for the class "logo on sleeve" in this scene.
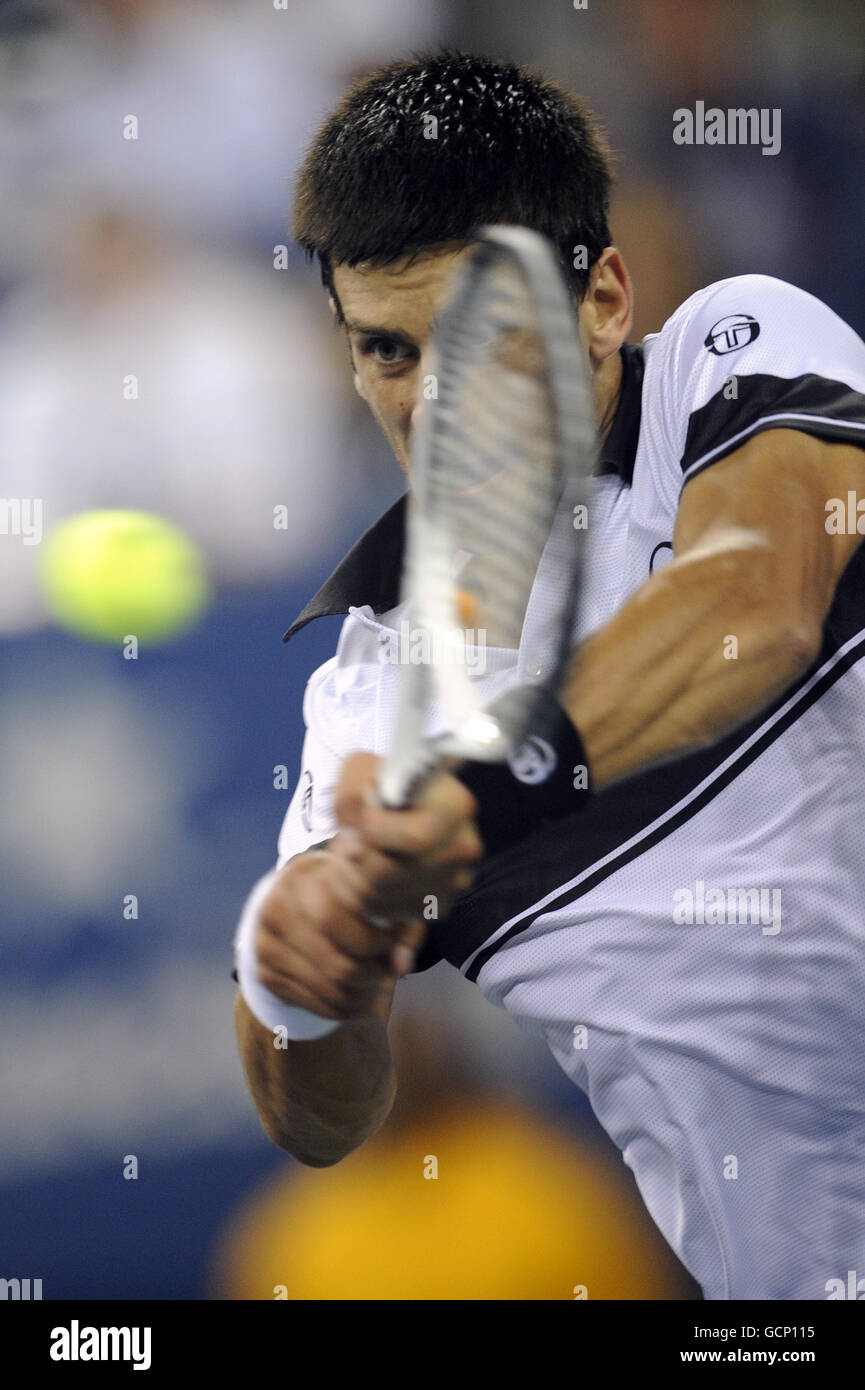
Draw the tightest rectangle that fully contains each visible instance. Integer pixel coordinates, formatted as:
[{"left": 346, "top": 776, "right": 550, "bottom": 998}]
[
  {"left": 300, "top": 770, "right": 314, "bottom": 832},
  {"left": 704, "top": 314, "right": 760, "bottom": 355}
]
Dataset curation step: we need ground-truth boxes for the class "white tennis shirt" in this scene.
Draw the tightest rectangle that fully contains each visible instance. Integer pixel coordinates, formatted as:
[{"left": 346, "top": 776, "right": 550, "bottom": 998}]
[{"left": 242, "top": 275, "right": 865, "bottom": 1300}]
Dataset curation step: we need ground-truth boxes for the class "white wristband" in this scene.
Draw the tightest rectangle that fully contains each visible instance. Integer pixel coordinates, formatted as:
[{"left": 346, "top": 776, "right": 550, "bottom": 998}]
[{"left": 234, "top": 867, "right": 342, "bottom": 1042}]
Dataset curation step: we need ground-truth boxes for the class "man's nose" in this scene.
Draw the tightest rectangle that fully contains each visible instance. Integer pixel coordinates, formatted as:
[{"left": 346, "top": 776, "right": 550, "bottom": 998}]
[
  {"left": 410, "top": 395, "right": 427, "bottom": 435},
  {"left": 410, "top": 349, "right": 436, "bottom": 436}
]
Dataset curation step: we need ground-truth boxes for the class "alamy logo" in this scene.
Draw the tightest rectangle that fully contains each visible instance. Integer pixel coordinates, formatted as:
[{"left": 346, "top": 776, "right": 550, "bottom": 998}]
[
  {"left": 673, "top": 879, "right": 781, "bottom": 935},
  {"left": 825, "top": 492, "right": 865, "bottom": 535},
  {"left": 0, "top": 497, "right": 42, "bottom": 544},
  {"left": 509, "top": 736, "right": 556, "bottom": 785},
  {"left": 673, "top": 102, "right": 781, "bottom": 156},
  {"left": 825, "top": 1270, "right": 865, "bottom": 1300},
  {"left": 0, "top": 1277, "right": 42, "bottom": 1299},
  {"left": 377, "top": 621, "right": 487, "bottom": 674},
  {"left": 704, "top": 315, "right": 760, "bottom": 356},
  {"left": 50, "top": 1321, "right": 152, "bottom": 1371}
]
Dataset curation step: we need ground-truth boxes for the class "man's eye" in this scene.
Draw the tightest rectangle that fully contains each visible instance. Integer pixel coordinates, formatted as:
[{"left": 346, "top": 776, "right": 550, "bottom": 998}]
[{"left": 362, "top": 338, "right": 414, "bottom": 366}]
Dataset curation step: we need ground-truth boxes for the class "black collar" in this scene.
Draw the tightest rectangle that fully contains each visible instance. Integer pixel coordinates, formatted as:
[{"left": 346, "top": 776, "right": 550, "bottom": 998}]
[
  {"left": 283, "top": 492, "right": 407, "bottom": 641},
  {"left": 283, "top": 342, "right": 645, "bottom": 642},
  {"left": 596, "top": 340, "right": 644, "bottom": 484}
]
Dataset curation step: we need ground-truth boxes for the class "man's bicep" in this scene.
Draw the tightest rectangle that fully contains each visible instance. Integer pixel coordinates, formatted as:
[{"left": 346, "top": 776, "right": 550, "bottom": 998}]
[{"left": 672, "top": 428, "right": 865, "bottom": 627}]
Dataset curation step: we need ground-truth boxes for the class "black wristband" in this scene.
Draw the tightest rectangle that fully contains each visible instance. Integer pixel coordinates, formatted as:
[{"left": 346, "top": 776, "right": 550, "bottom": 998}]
[{"left": 456, "top": 688, "right": 591, "bottom": 857}]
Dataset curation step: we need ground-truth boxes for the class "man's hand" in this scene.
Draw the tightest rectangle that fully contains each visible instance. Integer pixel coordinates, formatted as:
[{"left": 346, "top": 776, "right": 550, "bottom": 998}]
[{"left": 254, "top": 753, "right": 483, "bottom": 1023}]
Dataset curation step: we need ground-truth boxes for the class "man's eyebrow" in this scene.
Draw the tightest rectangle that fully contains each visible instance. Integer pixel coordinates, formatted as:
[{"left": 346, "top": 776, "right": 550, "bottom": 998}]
[
  {"left": 342, "top": 316, "right": 440, "bottom": 340},
  {"left": 342, "top": 319, "right": 414, "bottom": 339}
]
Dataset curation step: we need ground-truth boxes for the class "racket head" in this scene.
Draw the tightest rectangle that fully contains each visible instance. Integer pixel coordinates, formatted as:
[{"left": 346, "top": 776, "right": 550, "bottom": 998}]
[{"left": 377, "top": 225, "right": 597, "bottom": 809}]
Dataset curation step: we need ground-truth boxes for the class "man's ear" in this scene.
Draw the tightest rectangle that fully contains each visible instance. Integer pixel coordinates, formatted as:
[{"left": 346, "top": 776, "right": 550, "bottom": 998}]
[
  {"left": 582, "top": 249, "right": 633, "bottom": 367},
  {"left": 328, "top": 296, "right": 338, "bottom": 319}
]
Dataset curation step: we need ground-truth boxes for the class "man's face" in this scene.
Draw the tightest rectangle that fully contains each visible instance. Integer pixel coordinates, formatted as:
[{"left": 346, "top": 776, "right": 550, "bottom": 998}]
[
  {"left": 331, "top": 241, "right": 625, "bottom": 476},
  {"left": 331, "top": 244, "right": 475, "bottom": 474}
]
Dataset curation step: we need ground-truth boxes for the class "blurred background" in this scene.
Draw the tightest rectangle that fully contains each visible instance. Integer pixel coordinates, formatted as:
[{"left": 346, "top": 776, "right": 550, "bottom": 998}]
[{"left": 1, "top": 0, "right": 861, "bottom": 1300}]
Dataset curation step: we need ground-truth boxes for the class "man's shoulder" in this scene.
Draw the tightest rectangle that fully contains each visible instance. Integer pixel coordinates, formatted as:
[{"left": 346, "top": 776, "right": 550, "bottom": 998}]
[
  {"left": 641, "top": 272, "right": 865, "bottom": 435},
  {"left": 636, "top": 273, "right": 865, "bottom": 493},
  {"left": 655, "top": 273, "right": 830, "bottom": 345},
  {"left": 652, "top": 274, "right": 860, "bottom": 364}
]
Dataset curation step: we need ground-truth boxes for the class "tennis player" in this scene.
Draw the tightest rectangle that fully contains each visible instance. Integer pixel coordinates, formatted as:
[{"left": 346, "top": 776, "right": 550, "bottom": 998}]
[{"left": 233, "top": 53, "right": 865, "bottom": 1301}]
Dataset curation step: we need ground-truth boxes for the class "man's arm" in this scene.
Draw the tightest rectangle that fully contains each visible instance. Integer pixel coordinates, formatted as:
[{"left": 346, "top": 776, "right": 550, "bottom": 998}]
[
  {"left": 234, "top": 969, "right": 396, "bottom": 1168},
  {"left": 233, "top": 761, "right": 482, "bottom": 1165},
  {"left": 563, "top": 429, "right": 865, "bottom": 788},
  {"left": 235, "top": 431, "right": 863, "bottom": 1162}
]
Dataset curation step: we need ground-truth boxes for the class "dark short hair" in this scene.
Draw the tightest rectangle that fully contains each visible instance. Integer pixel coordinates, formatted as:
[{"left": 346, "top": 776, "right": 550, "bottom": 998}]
[{"left": 293, "top": 50, "right": 613, "bottom": 315}]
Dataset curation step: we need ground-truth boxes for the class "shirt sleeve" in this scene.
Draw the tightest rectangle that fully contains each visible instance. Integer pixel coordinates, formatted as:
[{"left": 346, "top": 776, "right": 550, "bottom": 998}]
[
  {"left": 232, "top": 648, "right": 444, "bottom": 982},
  {"left": 648, "top": 274, "right": 865, "bottom": 495},
  {"left": 276, "top": 640, "right": 444, "bottom": 973}
]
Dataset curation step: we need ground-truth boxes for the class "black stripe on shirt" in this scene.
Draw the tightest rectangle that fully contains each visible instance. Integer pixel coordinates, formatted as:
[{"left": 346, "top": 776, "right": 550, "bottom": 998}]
[
  {"left": 464, "top": 629, "right": 865, "bottom": 982},
  {"left": 681, "top": 372, "right": 865, "bottom": 480},
  {"left": 419, "top": 536, "right": 865, "bottom": 979}
]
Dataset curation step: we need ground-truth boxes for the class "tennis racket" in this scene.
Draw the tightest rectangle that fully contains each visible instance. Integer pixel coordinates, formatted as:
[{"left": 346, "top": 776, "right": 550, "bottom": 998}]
[{"left": 290, "top": 224, "right": 597, "bottom": 1038}]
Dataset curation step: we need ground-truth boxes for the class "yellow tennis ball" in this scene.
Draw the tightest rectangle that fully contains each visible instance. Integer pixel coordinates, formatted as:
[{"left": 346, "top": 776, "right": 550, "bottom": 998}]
[{"left": 40, "top": 510, "right": 210, "bottom": 645}]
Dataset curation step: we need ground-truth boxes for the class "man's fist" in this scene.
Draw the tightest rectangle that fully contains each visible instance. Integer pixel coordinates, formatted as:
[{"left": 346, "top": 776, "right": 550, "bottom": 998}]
[
  {"left": 332, "top": 752, "right": 484, "bottom": 921},
  {"left": 253, "top": 754, "right": 483, "bottom": 1023}
]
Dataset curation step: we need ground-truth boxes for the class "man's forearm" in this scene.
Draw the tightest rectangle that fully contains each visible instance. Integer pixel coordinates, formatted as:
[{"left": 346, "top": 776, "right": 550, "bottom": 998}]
[
  {"left": 233, "top": 990, "right": 396, "bottom": 1166},
  {"left": 564, "top": 540, "right": 820, "bottom": 790}
]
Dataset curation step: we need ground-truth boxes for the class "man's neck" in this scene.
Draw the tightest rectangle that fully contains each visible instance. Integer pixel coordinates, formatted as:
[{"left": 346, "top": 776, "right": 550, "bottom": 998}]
[{"left": 595, "top": 347, "right": 624, "bottom": 447}]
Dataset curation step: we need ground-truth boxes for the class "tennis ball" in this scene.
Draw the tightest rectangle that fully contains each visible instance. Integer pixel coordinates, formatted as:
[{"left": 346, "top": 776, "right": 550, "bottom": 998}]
[{"left": 40, "top": 510, "right": 210, "bottom": 645}]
